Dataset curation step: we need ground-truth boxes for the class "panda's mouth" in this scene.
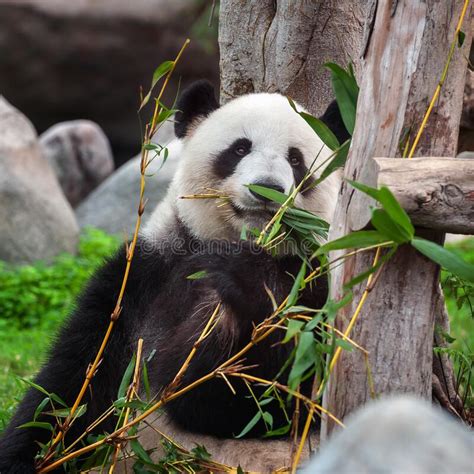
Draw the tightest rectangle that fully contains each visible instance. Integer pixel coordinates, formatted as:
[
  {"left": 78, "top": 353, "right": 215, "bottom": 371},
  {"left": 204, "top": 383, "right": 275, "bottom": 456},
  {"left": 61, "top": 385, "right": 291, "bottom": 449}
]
[{"left": 229, "top": 201, "right": 277, "bottom": 219}]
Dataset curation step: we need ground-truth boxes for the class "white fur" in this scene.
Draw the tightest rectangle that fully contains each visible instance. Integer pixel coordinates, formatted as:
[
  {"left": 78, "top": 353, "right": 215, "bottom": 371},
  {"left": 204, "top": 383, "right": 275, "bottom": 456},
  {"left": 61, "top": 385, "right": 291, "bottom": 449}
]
[{"left": 143, "top": 93, "right": 341, "bottom": 242}]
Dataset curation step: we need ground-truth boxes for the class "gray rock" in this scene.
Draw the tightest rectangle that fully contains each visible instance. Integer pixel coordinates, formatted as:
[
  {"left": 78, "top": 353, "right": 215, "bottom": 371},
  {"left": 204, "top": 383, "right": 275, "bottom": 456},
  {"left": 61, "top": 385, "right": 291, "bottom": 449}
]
[
  {"left": 302, "top": 396, "right": 473, "bottom": 473},
  {"left": 40, "top": 120, "right": 114, "bottom": 207},
  {"left": 6, "top": 0, "right": 197, "bottom": 21},
  {"left": 75, "top": 137, "right": 180, "bottom": 235},
  {"left": 457, "top": 151, "right": 474, "bottom": 159},
  {"left": 0, "top": 0, "right": 219, "bottom": 165},
  {"left": 0, "top": 97, "right": 79, "bottom": 264}
]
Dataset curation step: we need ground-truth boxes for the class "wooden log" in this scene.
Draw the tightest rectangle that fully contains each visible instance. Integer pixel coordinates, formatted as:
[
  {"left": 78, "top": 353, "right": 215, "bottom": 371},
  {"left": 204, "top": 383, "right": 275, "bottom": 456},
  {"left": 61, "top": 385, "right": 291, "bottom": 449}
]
[
  {"left": 352, "top": 157, "right": 474, "bottom": 234},
  {"left": 322, "top": 0, "right": 472, "bottom": 440}
]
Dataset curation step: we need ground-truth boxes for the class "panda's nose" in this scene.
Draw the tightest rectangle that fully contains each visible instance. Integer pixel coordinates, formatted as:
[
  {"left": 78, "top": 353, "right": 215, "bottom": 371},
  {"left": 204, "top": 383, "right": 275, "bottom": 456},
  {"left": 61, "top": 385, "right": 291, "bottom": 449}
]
[{"left": 249, "top": 181, "right": 285, "bottom": 203}]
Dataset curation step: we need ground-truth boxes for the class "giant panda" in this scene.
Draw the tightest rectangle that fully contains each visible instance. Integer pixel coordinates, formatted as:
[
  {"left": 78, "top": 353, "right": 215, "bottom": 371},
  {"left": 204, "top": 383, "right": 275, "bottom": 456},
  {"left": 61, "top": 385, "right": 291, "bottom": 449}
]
[{"left": 0, "top": 80, "right": 349, "bottom": 473}]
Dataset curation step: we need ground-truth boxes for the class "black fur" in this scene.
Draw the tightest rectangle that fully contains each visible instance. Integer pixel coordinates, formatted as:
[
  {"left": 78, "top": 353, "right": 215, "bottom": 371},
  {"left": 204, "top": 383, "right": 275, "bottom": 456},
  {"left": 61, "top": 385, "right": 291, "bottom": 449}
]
[
  {"left": 319, "top": 100, "right": 351, "bottom": 144},
  {"left": 174, "top": 80, "right": 219, "bottom": 138},
  {"left": 0, "top": 229, "right": 328, "bottom": 471},
  {"left": 0, "top": 83, "right": 341, "bottom": 472},
  {"left": 213, "top": 137, "right": 252, "bottom": 179}
]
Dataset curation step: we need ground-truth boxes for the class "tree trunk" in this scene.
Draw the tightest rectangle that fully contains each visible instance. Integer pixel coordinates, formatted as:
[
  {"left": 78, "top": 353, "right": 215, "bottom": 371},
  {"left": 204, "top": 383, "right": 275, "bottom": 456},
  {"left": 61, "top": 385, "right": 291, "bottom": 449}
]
[
  {"left": 218, "top": 0, "right": 369, "bottom": 114},
  {"left": 322, "top": 0, "right": 472, "bottom": 439}
]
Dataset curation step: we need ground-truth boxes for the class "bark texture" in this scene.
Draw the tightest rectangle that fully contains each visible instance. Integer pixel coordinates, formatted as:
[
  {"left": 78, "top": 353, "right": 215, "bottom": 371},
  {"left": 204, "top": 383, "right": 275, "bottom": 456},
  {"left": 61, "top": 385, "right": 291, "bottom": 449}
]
[
  {"left": 322, "top": 0, "right": 472, "bottom": 439},
  {"left": 365, "top": 157, "right": 474, "bottom": 234},
  {"left": 218, "top": 0, "right": 369, "bottom": 114}
]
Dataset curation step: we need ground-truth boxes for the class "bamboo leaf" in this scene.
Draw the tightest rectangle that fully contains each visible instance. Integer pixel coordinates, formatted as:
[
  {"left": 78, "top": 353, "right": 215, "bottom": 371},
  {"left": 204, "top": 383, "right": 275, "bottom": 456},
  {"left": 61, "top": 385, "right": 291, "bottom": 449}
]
[
  {"left": 156, "top": 104, "right": 176, "bottom": 125},
  {"left": 335, "top": 338, "right": 354, "bottom": 351},
  {"left": 300, "top": 112, "right": 340, "bottom": 150},
  {"left": 236, "top": 411, "right": 262, "bottom": 438},
  {"left": 283, "top": 320, "right": 305, "bottom": 343},
  {"left": 288, "top": 331, "right": 316, "bottom": 389},
  {"left": 376, "top": 187, "right": 414, "bottom": 239},
  {"left": 348, "top": 181, "right": 414, "bottom": 238},
  {"left": 246, "top": 184, "right": 288, "bottom": 205},
  {"left": 343, "top": 246, "right": 397, "bottom": 289},
  {"left": 285, "top": 208, "right": 329, "bottom": 225},
  {"left": 371, "top": 209, "right": 411, "bottom": 244},
  {"left": 312, "top": 140, "right": 350, "bottom": 187},
  {"left": 44, "top": 404, "right": 87, "bottom": 419},
  {"left": 321, "top": 292, "right": 353, "bottom": 322},
  {"left": 186, "top": 270, "right": 208, "bottom": 280},
  {"left": 114, "top": 398, "right": 149, "bottom": 410},
  {"left": 347, "top": 179, "right": 380, "bottom": 201},
  {"left": 118, "top": 354, "right": 136, "bottom": 399},
  {"left": 258, "top": 398, "right": 274, "bottom": 407},
  {"left": 305, "top": 313, "right": 323, "bottom": 331},
  {"left": 315, "top": 230, "right": 388, "bottom": 256},
  {"left": 263, "top": 423, "right": 291, "bottom": 438},
  {"left": 191, "top": 444, "right": 212, "bottom": 461},
  {"left": 130, "top": 438, "right": 155, "bottom": 465},
  {"left": 412, "top": 238, "right": 474, "bottom": 282},
  {"left": 285, "top": 262, "right": 306, "bottom": 308},
  {"left": 324, "top": 62, "right": 359, "bottom": 134},
  {"left": 139, "top": 61, "right": 174, "bottom": 111},
  {"left": 33, "top": 397, "right": 50, "bottom": 421},
  {"left": 142, "top": 361, "right": 151, "bottom": 400},
  {"left": 18, "top": 421, "right": 54, "bottom": 432},
  {"left": 18, "top": 379, "right": 67, "bottom": 408},
  {"left": 283, "top": 217, "right": 327, "bottom": 232},
  {"left": 18, "top": 378, "right": 52, "bottom": 397},
  {"left": 262, "top": 411, "right": 273, "bottom": 429}
]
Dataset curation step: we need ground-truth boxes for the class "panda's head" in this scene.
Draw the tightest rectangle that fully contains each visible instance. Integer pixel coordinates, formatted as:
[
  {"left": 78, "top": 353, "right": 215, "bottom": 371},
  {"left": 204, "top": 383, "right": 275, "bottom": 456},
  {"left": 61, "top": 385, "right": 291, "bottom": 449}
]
[{"left": 169, "top": 81, "right": 344, "bottom": 241}]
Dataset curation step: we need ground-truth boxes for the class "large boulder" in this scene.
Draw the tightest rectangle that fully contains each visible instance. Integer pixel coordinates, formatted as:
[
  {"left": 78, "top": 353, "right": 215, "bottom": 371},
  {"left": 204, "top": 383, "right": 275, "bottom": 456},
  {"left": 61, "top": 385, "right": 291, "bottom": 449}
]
[
  {"left": 0, "top": 97, "right": 79, "bottom": 264},
  {"left": 40, "top": 120, "right": 114, "bottom": 207},
  {"left": 302, "top": 397, "right": 473, "bottom": 473},
  {"left": 76, "top": 135, "right": 180, "bottom": 235},
  {"left": 0, "top": 0, "right": 219, "bottom": 165}
]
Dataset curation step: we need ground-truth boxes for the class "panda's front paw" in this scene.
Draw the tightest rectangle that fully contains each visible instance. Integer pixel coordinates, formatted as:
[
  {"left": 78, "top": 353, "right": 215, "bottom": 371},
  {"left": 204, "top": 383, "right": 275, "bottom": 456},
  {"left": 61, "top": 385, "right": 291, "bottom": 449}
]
[{"left": 196, "top": 245, "right": 280, "bottom": 318}]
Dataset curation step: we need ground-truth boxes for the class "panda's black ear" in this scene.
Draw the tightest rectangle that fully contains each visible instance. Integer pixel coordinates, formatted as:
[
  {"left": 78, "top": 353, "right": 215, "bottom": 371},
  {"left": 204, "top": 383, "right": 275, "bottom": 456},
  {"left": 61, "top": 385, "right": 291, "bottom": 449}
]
[
  {"left": 175, "top": 80, "right": 219, "bottom": 138},
  {"left": 319, "top": 100, "right": 351, "bottom": 144}
]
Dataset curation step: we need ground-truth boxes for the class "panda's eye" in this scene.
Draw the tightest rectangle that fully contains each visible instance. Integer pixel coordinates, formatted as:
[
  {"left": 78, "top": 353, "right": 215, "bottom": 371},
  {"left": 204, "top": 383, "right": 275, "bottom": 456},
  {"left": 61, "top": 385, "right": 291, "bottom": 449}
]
[
  {"left": 290, "top": 155, "right": 300, "bottom": 166},
  {"left": 288, "top": 147, "right": 304, "bottom": 167},
  {"left": 234, "top": 145, "right": 249, "bottom": 156}
]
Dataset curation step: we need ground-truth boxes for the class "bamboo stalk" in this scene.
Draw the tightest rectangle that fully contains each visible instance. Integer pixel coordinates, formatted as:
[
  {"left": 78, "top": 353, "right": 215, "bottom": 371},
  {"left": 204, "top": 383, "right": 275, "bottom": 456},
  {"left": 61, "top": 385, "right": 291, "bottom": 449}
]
[
  {"left": 37, "top": 39, "right": 190, "bottom": 469},
  {"left": 109, "top": 339, "right": 144, "bottom": 473}
]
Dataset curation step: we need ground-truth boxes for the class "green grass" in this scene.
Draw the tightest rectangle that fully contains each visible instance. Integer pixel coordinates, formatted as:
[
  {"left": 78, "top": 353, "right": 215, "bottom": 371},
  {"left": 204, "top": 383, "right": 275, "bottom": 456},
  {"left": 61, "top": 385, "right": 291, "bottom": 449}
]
[
  {"left": 0, "top": 328, "right": 51, "bottom": 429},
  {"left": 0, "top": 233, "right": 472, "bottom": 430},
  {"left": 443, "top": 238, "right": 474, "bottom": 350},
  {"left": 0, "top": 228, "right": 119, "bottom": 430},
  {"left": 441, "top": 237, "right": 474, "bottom": 409}
]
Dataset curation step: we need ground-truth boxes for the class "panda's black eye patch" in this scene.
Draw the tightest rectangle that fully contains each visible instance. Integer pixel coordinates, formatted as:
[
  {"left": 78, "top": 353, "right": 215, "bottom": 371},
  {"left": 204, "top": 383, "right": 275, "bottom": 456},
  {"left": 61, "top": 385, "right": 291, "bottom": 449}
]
[
  {"left": 288, "top": 147, "right": 303, "bottom": 167},
  {"left": 234, "top": 140, "right": 251, "bottom": 157},
  {"left": 213, "top": 138, "right": 252, "bottom": 179},
  {"left": 287, "top": 147, "right": 315, "bottom": 196}
]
